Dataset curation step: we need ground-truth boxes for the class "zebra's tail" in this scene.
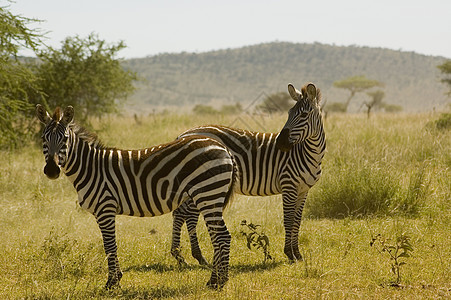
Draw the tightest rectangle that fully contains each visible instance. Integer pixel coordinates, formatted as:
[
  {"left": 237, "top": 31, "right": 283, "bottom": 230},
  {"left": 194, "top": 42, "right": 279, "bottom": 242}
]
[{"left": 224, "top": 149, "right": 237, "bottom": 209}]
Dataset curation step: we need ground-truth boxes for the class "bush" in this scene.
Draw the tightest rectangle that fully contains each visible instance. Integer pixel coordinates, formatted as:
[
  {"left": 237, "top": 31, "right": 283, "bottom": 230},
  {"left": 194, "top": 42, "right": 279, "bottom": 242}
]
[
  {"left": 220, "top": 103, "right": 242, "bottom": 115},
  {"left": 307, "top": 161, "right": 430, "bottom": 219},
  {"left": 433, "top": 113, "right": 451, "bottom": 130},
  {"left": 307, "top": 163, "right": 400, "bottom": 218},
  {"left": 325, "top": 102, "right": 347, "bottom": 113},
  {"left": 192, "top": 104, "right": 218, "bottom": 115},
  {"left": 383, "top": 104, "right": 403, "bottom": 113}
]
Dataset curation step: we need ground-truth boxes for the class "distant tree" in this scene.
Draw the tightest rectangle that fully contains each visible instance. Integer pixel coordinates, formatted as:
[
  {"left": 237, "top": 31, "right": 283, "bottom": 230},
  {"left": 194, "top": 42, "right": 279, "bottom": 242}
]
[
  {"left": 192, "top": 104, "right": 218, "bottom": 115},
  {"left": 32, "top": 34, "right": 137, "bottom": 123},
  {"left": 333, "top": 75, "right": 383, "bottom": 112},
  {"left": 256, "top": 92, "right": 291, "bottom": 114},
  {"left": 325, "top": 102, "right": 347, "bottom": 113},
  {"left": 220, "top": 103, "right": 242, "bottom": 115},
  {"left": 363, "top": 90, "right": 385, "bottom": 118},
  {"left": 437, "top": 60, "right": 451, "bottom": 96},
  {"left": 0, "top": 4, "right": 44, "bottom": 148},
  {"left": 384, "top": 104, "right": 403, "bottom": 113}
]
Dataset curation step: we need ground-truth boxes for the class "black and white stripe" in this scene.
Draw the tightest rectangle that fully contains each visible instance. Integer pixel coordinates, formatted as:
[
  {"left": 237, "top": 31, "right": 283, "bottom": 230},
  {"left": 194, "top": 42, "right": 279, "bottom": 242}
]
[
  {"left": 36, "top": 104, "right": 235, "bottom": 289},
  {"left": 171, "top": 83, "right": 326, "bottom": 264}
]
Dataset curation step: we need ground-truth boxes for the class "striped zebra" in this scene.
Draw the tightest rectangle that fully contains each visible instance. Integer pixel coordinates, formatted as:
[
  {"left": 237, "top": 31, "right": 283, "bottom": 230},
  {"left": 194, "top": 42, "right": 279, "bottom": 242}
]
[
  {"left": 36, "top": 104, "right": 236, "bottom": 289},
  {"left": 171, "top": 82, "right": 326, "bottom": 264}
]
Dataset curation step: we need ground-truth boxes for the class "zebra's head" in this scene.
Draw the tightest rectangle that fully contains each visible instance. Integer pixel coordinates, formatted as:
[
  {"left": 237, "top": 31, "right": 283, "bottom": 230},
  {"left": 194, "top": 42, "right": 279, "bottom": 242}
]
[
  {"left": 36, "top": 105, "right": 74, "bottom": 180},
  {"left": 276, "top": 83, "right": 323, "bottom": 152}
]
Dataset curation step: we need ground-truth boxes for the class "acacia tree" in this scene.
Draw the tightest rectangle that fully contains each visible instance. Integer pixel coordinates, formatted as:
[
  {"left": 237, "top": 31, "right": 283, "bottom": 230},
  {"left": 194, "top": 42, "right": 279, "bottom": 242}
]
[
  {"left": 363, "top": 90, "right": 385, "bottom": 118},
  {"left": 437, "top": 60, "right": 451, "bottom": 96},
  {"left": 33, "top": 34, "right": 137, "bottom": 123},
  {"left": 0, "top": 4, "right": 44, "bottom": 148},
  {"left": 333, "top": 75, "right": 383, "bottom": 112}
]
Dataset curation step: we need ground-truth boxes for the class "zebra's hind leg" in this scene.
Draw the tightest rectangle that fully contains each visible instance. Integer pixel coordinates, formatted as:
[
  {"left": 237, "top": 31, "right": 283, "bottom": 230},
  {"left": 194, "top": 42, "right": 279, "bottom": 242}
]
[
  {"left": 204, "top": 218, "right": 231, "bottom": 289},
  {"left": 171, "top": 207, "right": 188, "bottom": 266},
  {"left": 186, "top": 203, "right": 208, "bottom": 265}
]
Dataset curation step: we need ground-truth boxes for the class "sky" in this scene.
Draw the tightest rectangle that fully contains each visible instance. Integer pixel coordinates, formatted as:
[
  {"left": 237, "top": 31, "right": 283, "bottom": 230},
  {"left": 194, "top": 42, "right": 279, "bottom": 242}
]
[{"left": 8, "top": 0, "right": 451, "bottom": 59}]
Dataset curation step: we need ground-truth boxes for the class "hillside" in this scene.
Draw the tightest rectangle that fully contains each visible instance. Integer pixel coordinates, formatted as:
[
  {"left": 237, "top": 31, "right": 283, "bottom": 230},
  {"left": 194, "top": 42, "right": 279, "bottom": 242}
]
[{"left": 124, "top": 42, "right": 449, "bottom": 113}]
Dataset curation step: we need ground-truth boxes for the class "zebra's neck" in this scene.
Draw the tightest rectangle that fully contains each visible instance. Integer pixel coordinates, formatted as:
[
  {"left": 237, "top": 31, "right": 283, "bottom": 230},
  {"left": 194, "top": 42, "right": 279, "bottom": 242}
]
[
  {"left": 289, "top": 131, "right": 326, "bottom": 186},
  {"left": 62, "top": 127, "right": 105, "bottom": 181}
]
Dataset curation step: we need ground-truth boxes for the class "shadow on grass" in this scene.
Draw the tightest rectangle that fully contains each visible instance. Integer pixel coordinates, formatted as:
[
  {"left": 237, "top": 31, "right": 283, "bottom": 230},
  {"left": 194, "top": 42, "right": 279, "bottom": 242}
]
[
  {"left": 230, "top": 260, "right": 284, "bottom": 274},
  {"left": 125, "top": 259, "right": 284, "bottom": 275},
  {"left": 101, "top": 284, "right": 196, "bottom": 299},
  {"left": 124, "top": 262, "right": 209, "bottom": 273}
]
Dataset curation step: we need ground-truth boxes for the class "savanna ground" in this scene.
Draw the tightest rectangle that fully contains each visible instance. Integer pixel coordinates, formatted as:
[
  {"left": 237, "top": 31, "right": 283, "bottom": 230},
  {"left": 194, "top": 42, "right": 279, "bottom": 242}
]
[{"left": 0, "top": 112, "right": 449, "bottom": 299}]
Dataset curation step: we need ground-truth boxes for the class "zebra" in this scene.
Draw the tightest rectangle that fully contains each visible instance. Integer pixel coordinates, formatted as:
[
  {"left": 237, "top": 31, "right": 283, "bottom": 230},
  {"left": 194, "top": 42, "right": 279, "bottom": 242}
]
[
  {"left": 35, "top": 104, "right": 236, "bottom": 289},
  {"left": 170, "top": 82, "right": 326, "bottom": 265}
]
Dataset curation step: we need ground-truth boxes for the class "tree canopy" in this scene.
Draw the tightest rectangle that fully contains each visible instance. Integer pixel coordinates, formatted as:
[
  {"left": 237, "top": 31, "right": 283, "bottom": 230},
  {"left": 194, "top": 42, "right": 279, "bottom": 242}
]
[
  {"left": 33, "top": 34, "right": 137, "bottom": 123},
  {"left": 363, "top": 90, "right": 385, "bottom": 118},
  {"left": 0, "top": 4, "right": 43, "bottom": 148},
  {"left": 333, "top": 75, "right": 383, "bottom": 112},
  {"left": 0, "top": 5, "right": 137, "bottom": 148},
  {"left": 437, "top": 60, "right": 451, "bottom": 96}
]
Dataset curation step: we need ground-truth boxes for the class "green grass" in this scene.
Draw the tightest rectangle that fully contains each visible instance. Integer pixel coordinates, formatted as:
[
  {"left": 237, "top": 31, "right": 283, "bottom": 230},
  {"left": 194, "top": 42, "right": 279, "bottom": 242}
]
[{"left": 0, "top": 112, "right": 450, "bottom": 299}]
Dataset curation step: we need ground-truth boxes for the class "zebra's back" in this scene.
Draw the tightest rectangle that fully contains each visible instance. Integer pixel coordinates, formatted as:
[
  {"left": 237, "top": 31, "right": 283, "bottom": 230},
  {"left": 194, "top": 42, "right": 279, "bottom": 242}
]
[
  {"left": 179, "top": 125, "right": 285, "bottom": 196},
  {"left": 70, "top": 135, "right": 235, "bottom": 217}
]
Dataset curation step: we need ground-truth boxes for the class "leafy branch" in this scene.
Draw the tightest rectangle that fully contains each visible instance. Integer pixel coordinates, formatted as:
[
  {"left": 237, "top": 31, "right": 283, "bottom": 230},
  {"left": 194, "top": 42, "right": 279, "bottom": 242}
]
[{"left": 240, "top": 220, "right": 272, "bottom": 262}]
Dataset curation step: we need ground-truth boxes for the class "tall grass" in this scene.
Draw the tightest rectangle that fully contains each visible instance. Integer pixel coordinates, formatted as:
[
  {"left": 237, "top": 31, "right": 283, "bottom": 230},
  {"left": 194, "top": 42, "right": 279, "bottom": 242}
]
[
  {"left": 306, "top": 113, "right": 449, "bottom": 219},
  {"left": 307, "top": 162, "right": 400, "bottom": 218}
]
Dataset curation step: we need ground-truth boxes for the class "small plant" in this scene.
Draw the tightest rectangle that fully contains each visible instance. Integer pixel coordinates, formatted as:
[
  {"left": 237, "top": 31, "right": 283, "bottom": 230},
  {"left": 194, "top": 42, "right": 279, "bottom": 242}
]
[
  {"left": 370, "top": 233, "right": 414, "bottom": 286},
  {"left": 240, "top": 220, "right": 272, "bottom": 262}
]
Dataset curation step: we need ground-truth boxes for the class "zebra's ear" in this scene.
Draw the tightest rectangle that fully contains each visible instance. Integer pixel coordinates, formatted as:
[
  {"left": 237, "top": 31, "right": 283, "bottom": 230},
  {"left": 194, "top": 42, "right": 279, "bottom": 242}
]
[
  {"left": 306, "top": 83, "right": 317, "bottom": 102},
  {"left": 36, "top": 104, "right": 52, "bottom": 125},
  {"left": 61, "top": 106, "right": 74, "bottom": 125},
  {"left": 288, "top": 84, "right": 301, "bottom": 101}
]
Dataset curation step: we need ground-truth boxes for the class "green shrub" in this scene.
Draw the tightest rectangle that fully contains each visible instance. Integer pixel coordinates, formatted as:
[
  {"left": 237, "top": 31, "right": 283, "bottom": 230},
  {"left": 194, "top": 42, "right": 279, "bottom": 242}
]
[
  {"left": 383, "top": 104, "right": 403, "bottom": 113},
  {"left": 192, "top": 104, "right": 218, "bottom": 115},
  {"left": 307, "top": 163, "right": 400, "bottom": 218},
  {"left": 433, "top": 113, "right": 451, "bottom": 130},
  {"left": 325, "top": 102, "right": 347, "bottom": 113},
  {"left": 307, "top": 162, "right": 430, "bottom": 219}
]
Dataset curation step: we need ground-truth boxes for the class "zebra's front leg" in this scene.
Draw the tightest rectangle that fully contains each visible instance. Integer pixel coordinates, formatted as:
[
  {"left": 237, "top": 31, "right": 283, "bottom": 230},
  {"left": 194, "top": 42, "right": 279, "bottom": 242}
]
[
  {"left": 282, "top": 188, "right": 297, "bottom": 261},
  {"left": 290, "top": 192, "right": 308, "bottom": 261},
  {"left": 96, "top": 212, "right": 122, "bottom": 289}
]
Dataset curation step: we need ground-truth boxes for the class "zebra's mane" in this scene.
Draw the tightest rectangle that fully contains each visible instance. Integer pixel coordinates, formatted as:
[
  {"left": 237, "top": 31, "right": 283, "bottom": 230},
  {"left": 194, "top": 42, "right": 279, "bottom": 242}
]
[{"left": 69, "top": 122, "right": 109, "bottom": 150}]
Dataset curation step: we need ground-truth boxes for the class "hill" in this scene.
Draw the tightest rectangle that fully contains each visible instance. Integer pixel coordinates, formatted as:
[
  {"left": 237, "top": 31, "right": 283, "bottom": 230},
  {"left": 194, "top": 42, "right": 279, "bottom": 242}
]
[{"left": 124, "top": 42, "right": 450, "bottom": 113}]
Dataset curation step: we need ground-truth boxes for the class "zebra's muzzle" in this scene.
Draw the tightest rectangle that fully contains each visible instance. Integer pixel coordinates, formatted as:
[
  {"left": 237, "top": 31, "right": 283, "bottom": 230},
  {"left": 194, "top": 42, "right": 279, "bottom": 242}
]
[
  {"left": 44, "top": 156, "right": 61, "bottom": 179},
  {"left": 276, "top": 128, "right": 293, "bottom": 152}
]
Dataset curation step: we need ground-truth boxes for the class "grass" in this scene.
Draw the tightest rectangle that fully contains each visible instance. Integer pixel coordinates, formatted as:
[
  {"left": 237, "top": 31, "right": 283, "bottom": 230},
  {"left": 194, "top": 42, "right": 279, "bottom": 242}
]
[{"left": 0, "top": 112, "right": 450, "bottom": 299}]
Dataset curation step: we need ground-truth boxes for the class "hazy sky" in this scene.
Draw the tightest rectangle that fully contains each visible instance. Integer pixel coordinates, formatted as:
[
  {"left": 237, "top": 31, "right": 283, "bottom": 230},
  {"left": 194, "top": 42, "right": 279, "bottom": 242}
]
[{"left": 9, "top": 0, "right": 451, "bottom": 59}]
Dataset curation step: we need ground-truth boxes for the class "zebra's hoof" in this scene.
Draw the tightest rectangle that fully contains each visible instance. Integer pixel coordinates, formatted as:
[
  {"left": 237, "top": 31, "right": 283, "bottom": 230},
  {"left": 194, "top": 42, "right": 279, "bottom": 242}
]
[
  {"left": 195, "top": 256, "right": 209, "bottom": 266},
  {"left": 104, "top": 280, "right": 120, "bottom": 290},
  {"left": 206, "top": 274, "right": 228, "bottom": 290},
  {"left": 284, "top": 249, "right": 296, "bottom": 261},
  {"left": 104, "top": 272, "right": 122, "bottom": 290},
  {"left": 294, "top": 252, "right": 303, "bottom": 261}
]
